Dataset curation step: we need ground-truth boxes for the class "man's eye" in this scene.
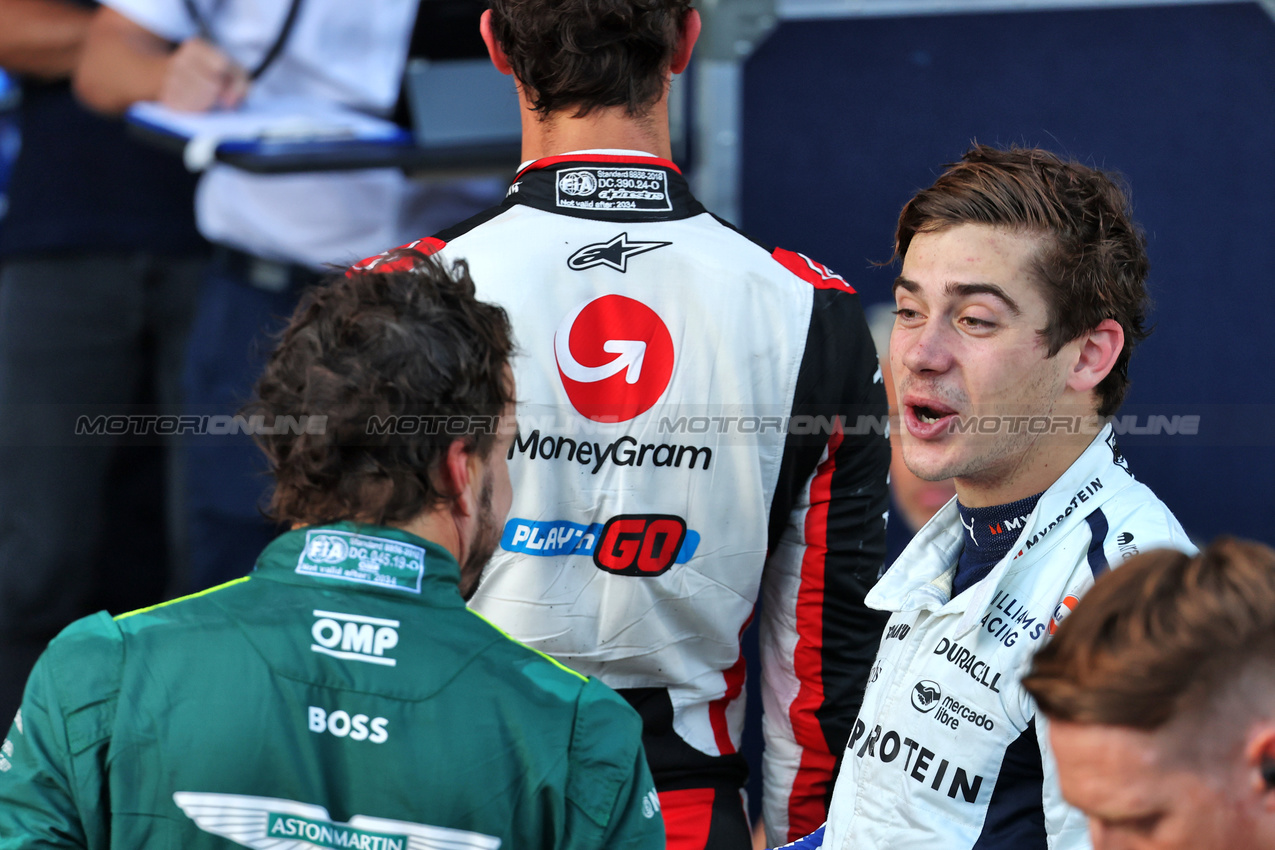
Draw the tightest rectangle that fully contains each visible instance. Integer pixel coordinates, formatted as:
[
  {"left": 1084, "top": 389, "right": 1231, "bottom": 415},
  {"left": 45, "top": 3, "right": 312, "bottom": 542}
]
[
  {"left": 960, "top": 316, "right": 995, "bottom": 329},
  {"left": 894, "top": 308, "right": 921, "bottom": 322},
  {"left": 1106, "top": 813, "right": 1163, "bottom": 836}
]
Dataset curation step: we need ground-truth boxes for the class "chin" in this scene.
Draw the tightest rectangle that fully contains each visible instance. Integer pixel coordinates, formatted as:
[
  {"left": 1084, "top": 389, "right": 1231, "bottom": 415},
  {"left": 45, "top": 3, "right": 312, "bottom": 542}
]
[{"left": 902, "top": 445, "right": 961, "bottom": 484}]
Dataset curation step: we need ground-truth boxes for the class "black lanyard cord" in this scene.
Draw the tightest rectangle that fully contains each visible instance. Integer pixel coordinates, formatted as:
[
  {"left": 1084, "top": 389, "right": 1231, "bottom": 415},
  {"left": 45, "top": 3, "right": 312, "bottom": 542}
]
[{"left": 180, "top": 0, "right": 305, "bottom": 81}]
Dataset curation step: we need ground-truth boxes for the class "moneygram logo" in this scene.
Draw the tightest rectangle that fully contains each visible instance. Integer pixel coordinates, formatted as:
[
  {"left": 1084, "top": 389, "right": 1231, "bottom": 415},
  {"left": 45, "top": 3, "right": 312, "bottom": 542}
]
[{"left": 554, "top": 295, "right": 675, "bottom": 422}]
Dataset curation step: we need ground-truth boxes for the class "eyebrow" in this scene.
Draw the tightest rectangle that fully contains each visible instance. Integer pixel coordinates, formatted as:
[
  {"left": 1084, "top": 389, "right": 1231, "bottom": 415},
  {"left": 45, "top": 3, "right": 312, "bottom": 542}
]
[{"left": 893, "top": 276, "right": 1022, "bottom": 316}]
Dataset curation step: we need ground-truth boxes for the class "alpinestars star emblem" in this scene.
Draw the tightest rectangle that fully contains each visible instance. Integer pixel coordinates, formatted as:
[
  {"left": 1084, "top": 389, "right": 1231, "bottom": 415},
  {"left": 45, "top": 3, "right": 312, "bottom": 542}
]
[{"left": 567, "top": 233, "right": 671, "bottom": 272}]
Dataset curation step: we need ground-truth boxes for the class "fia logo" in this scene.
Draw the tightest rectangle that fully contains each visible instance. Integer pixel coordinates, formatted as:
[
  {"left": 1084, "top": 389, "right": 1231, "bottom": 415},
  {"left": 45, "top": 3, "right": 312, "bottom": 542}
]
[
  {"left": 306, "top": 534, "right": 349, "bottom": 564},
  {"left": 558, "top": 170, "right": 598, "bottom": 196},
  {"left": 554, "top": 295, "right": 674, "bottom": 422}
]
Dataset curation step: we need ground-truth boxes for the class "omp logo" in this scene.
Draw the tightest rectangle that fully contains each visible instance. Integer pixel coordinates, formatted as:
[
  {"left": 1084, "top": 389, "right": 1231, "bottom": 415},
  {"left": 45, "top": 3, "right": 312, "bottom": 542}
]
[
  {"left": 1117, "top": 532, "right": 1134, "bottom": 545},
  {"left": 558, "top": 170, "right": 598, "bottom": 196},
  {"left": 172, "top": 792, "right": 501, "bottom": 850},
  {"left": 306, "top": 534, "right": 349, "bottom": 564},
  {"left": 593, "top": 515, "right": 688, "bottom": 577},
  {"left": 567, "top": 233, "right": 671, "bottom": 273},
  {"left": 911, "top": 680, "right": 942, "bottom": 713},
  {"left": 641, "top": 788, "right": 661, "bottom": 819},
  {"left": 311, "top": 610, "right": 399, "bottom": 666},
  {"left": 308, "top": 706, "right": 389, "bottom": 745},
  {"left": 1049, "top": 595, "right": 1080, "bottom": 635},
  {"left": 554, "top": 295, "right": 674, "bottom": 422}
]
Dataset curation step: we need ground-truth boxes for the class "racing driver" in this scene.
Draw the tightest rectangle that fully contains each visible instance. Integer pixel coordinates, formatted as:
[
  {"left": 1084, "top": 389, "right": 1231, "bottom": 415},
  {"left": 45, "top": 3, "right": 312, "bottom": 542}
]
[
  {"left": 799, "top": 145, "right": 1194, "bottom": 850},
  {"left": 353, "top": 1, "right": 891, "bottom": 846},
  {"left": 0, "top": 253, "right": 663, "bottom": 849}
]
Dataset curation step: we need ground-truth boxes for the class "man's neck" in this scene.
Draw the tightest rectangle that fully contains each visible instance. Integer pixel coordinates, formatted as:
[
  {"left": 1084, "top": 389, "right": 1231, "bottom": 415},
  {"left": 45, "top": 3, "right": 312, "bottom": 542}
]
[
  {"left": 518, "top": 101, "right": 670, "bottom": 164},
  {"left": 954, "top": 427, "right": 1098, "bottom": 508}
]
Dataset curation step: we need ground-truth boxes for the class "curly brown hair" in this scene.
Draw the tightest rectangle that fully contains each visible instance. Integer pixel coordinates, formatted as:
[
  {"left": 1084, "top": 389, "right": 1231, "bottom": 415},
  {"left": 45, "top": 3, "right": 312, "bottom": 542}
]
[
  {"left": 894, "top": 144, "right": 1151, "bottom": 417},
  {"left": 250, "top": 251, "right": 514, "bottom": 527},
  {"left": 487, "top": 0, "right": 693, "bottom": 117}
]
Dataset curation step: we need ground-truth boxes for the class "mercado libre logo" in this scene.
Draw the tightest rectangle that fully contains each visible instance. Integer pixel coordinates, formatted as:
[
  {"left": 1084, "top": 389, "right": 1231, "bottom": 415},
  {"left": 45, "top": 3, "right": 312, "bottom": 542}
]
[{"left": 554, "top": 295, "right": 675, "bottom": 422}]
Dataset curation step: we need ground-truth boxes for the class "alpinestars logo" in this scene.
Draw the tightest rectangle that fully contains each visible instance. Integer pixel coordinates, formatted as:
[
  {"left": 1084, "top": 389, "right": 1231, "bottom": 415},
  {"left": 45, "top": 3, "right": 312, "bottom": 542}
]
[
  {"left": 554, "top": 295, "right": 675, "bottom": 422},
  {"left": 568, "top": 233, "right": 671, "bottom": 272},
  {"left": 173, "top": 792, "right": 501, "bottom": 850}
]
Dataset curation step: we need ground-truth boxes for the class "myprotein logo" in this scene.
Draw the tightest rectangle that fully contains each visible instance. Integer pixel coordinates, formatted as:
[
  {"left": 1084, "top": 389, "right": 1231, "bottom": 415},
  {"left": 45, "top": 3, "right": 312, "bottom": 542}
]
[
  {"left": 554, "top": 295, "right": 675, "bottom": 422},
  {"left": 847, "top": 720, "right": 985, "bottom": 804},
  {"left": 310, "top": 610, "right": 399, "bottom": 666}
]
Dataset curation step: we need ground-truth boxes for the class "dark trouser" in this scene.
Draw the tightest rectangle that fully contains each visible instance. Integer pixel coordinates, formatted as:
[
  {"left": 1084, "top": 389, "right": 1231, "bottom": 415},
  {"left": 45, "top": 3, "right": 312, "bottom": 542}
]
[
  {"left": 180, "top": 251, "right": 311, "bottom": 592},
  {"left": 0, "top": 251, "right": 203, "bottom": 723},
  {"left": 620, "top": 687, "right": 754, "bottom": 850}
]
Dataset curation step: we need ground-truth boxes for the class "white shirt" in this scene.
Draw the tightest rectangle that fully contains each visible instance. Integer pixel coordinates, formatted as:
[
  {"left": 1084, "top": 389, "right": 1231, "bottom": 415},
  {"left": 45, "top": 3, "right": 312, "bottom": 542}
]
[{"left": 105, "top": 0, "right": 497, "bottom": 267}]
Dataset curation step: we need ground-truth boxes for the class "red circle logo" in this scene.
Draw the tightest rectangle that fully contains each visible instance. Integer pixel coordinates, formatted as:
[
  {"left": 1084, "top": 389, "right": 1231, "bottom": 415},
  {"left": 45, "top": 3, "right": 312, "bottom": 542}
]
[{"left": 554, "top": 295, "right": 674, "bottom": 422}]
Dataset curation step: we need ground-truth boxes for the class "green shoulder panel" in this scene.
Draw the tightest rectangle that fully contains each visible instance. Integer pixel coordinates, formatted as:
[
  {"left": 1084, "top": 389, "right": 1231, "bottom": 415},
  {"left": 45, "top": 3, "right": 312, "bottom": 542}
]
[
  {"left": 43, "top": 612, "right": 126, "bottom": 756},
  {"left": 566, "top": 677, "right": 647, "bottom": 828}
]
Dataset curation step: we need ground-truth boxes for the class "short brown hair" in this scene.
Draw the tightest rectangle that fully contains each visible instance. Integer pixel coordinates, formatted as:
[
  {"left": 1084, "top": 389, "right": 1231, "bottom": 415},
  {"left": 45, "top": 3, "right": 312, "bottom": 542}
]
[
  {"left": 487, "top": 0, "right": 693, "bottom": 117},
  {"left": 1024, "top": 538, "right": 1275, "bottom": 730},
  {"left": 250, "top": 251, "right": 514, "bottom": 526},
  {"left": 895, "top": 144, "right": 1150, "bottom": 417}
]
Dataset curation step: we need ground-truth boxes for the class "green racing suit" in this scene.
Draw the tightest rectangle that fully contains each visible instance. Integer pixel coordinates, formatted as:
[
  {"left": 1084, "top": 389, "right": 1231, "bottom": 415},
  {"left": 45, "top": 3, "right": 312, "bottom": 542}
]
[{"left": 0, "top": 523, "right": 664, "bottom": 850}]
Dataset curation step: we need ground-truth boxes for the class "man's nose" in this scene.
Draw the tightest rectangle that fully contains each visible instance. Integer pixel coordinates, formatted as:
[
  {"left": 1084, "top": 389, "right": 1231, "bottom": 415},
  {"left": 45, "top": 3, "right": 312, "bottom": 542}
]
[{"left": 898, "top": 319, "right": 954, "bottom": 375}]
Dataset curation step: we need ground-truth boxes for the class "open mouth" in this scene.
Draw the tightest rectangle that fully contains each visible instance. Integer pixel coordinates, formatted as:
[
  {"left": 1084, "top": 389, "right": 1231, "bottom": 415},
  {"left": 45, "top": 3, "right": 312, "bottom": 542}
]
[
  {"left": 903, "top": 398, "right": 959, "bottom": 438},
  {"left": 914, "top": 405, "right": 950, "bottom": 425}
]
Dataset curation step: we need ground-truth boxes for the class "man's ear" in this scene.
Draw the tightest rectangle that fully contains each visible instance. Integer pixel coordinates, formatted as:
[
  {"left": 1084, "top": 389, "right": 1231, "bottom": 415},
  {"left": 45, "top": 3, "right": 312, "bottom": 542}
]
[
  {"left": 443, "top": 438, "right": 478, "bottom": 518},
  {"left": 480, "top": 10, "right": 514, "bottom": 76},
  {"left": 670, "top": 9, "right": 701, "bottom": 75},
  {"left": 1245, "top": 724, "right": 1275, "bottom": 804},
  {"left": 1065, "top": 318, "right": 1124, "bottom": 395}
]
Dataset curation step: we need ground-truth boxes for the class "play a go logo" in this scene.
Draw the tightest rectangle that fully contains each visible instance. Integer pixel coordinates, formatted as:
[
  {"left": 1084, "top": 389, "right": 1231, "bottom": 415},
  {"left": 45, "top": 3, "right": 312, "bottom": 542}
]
[
  {"left": 554, "top": 295, "right": 674, "bottom": 422},
  {"left": 593, "top": 515, "right": 687, "bottom": 577}
]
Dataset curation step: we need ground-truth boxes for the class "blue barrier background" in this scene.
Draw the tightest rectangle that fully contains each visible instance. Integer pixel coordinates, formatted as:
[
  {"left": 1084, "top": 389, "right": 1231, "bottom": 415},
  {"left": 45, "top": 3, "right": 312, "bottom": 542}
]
[{"left": 741, "top": 1, "right": 1275, "bottom": 547}]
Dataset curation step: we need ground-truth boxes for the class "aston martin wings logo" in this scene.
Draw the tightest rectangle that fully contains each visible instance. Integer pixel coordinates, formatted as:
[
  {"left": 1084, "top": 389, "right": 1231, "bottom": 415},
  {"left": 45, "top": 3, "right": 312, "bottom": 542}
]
[
  {"left": 567, "top": 233, "right": 671, "bottom": 272},
  {"left": 173, "top": 792, "right": 502, "bottom": 850}
]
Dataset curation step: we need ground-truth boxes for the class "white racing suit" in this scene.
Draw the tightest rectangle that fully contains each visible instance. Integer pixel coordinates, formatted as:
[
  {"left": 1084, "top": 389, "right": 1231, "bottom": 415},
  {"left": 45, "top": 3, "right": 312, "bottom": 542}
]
[
  {"left": 821, "top": 425, "right": 1194, "bottom": 849},
  {"left": 354, "top": 152, "right": 891, "bottom": 843}
]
